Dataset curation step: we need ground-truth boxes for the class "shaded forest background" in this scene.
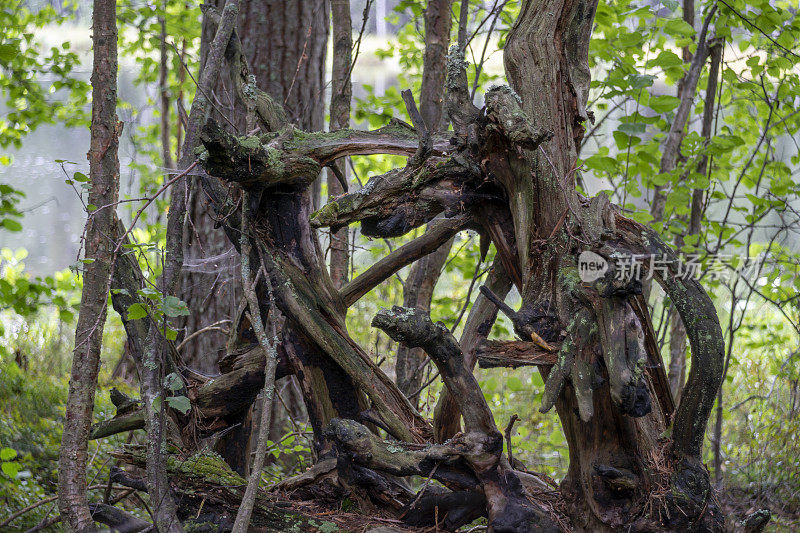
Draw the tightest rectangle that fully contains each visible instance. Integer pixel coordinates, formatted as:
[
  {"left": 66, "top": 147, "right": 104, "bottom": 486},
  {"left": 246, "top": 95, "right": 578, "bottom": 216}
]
[{"left": 0, "top": 0, "right": 799, "bottom": 530}]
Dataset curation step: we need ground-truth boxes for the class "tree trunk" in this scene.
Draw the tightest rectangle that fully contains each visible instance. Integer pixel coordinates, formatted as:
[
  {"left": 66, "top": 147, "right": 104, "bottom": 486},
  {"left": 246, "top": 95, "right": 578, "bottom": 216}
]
[
  {"left": 504, "top": 1, "right": 724, "bottom": 530},
  {"left": 183, "top": 0, "right": 330, "bottom": 474},
  {"left": 668, "top": 41, "right": 723, "bottom": 403},
  {"left": 328, "top": 0, "right": 352, "bottom": 289},
  {"left": 57, "top": 0, "right": 119, "bottom": 529},
  {"left": 395, "top": 0, "right": 454, "bottom": 405},
  {"left": 179, "top": 0, "right": 330, "bottom": 372}
]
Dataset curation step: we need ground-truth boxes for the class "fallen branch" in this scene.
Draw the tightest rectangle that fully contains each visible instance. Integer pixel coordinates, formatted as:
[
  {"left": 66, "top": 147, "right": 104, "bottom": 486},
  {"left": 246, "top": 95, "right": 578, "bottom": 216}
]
[{"left": 1, "top": 485, "right": 132, "bottom": 529}]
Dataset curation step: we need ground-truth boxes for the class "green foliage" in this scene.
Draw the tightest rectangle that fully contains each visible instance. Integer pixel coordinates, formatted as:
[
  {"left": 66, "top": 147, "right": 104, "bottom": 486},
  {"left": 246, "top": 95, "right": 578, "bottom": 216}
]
[
  {"left": 0, "top": 0, "right": 88, "bottom": 149},
  {"left": 122, "top": 283, "right": 190, "bottom": 341},
  {"left": 708, "top": 306, "right": 800, "bottom": 520},
  {"left": 0, "top": 248, "right": 80, "bottom": 359},
  {"left": 0, "top": 359, "right": 126, "bottom": 530},
  {"left": 0, "top": 0, "right": 89, "bottom": 257},
  {"left": 116, "top": 0, "right": 201, "bottom": 231}
]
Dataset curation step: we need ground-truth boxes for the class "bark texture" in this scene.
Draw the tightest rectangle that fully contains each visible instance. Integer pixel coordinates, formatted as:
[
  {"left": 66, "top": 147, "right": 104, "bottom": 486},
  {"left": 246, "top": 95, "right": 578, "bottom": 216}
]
[
  {"left": 500, "top": 2, "right": 724, "bottom": 530},
  {"left": 57, "top": 0, "right": 119, "bottom": 529}
]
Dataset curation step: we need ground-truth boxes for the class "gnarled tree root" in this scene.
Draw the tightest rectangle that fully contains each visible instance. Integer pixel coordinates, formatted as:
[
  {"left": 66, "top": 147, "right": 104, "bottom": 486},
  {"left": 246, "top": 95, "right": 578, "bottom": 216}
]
[{"left": 370, "top": 306, "right": 562, "bottom": 532}]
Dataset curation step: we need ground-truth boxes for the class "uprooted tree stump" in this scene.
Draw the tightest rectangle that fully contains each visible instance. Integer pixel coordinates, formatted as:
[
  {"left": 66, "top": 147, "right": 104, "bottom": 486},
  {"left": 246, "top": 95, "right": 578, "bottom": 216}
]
[{"left": 96, "top": 1, "right": 735, "bottom": 531}]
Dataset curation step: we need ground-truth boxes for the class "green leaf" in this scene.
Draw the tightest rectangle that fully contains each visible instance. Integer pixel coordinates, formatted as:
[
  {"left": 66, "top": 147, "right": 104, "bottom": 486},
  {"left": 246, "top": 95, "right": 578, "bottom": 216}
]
[
  {"left": 663, "top": 18, "right": 695, "bottom": 37},
  {"left": 73, "top": 172, "right": 89, "bottom": 183},
  {"left": 2, "top": 461, "right": 19, "bottom": 478},
  {"left": 617, "top": 122, "right": 646, "bottom": 136},
  {"left": 0, "top": 447, "right": 17, "bottom": 461},
  {"left": 1, "top": 218, "right": 22, "bottom": 232},
  {"left": 127, "top": 302, "right": 147, "bottom": 320},
  {"left": 165, "top": 372, "right": 183, "bottom": 392},
  {"left": 166, "top": 395, "right": 191, "bottom": 414},
  {"left": 162, "top": 295, "right": 189, "bottom": 317},
  {"left": 648, "top": 95, "right": 681, "bottom": 113},
  {"left": 0, "top": 41, "right": 20, "bottom": 62},
  {"left": 585, "top": 155, "right": 618, "bottom": 174},
  {"left": 628, "top": 73, "right": 655, "bottom": 90}
]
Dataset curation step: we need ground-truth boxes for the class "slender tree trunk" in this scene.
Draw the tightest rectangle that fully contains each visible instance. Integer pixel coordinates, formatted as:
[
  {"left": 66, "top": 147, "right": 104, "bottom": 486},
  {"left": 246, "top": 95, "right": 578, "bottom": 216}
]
[
  {"left": 57, "top": 0, "right": 119, "bottom": 529},
  {"left": 159, "top": 8, "right": 173, "bottom": 173},
  {"left": 665, "top": 0, "right": 695, "bottom": 402},
  {"left": 328, "top": 0, "right": 352, "bottom": 289},
  {"left": 668, "top": 41, "right": 722, "bottom": 402},
  {"left": 133, "top": 5, "right": 243, "bottom": 532},
  {"left": 395, "top": 0, "right": 453, "bottom": 404}
]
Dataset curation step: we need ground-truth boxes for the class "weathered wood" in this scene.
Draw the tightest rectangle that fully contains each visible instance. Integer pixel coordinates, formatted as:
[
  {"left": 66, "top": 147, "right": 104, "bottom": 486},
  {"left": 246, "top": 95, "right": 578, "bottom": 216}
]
[
  {"left": 374, "top": 307, "right": 494, "bottom": 435},
  {"left": 310, "top": 153, "right": 481, "bottom": 237},
  {"left": 87, "top": 504, "right": 151, "bottom": 533},
  {"left": 260, "top": 251, "right": 434, "bottom": 444},
  {"left": 172, "top": 2, "right": 729, "bottom": 530},
  {"left": 90, "top": 345, "right": 293, "bottom": 440},
  {"left": 613, "top": 216, "right": 724, "bottom": 460},
  {"left": 434, "top": 259, "right": 511, "bottom": 441},
  {"left": 476, "top": 340, "right": 558, "bottom": 369},
  {"left": 372, "top": 307, "right": 559, "bottom": 532}
]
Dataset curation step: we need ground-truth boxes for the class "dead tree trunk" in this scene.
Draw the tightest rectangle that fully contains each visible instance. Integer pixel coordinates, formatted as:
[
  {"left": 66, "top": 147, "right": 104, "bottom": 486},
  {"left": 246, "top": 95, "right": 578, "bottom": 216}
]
[
  {"left": 501, "top": 2, "right": 723, "bottom": 529},
  {"left": 57, "top": 0, "right": 119, "bottom": 528},
  {"left": 179, "top": 0, "right": 330, "bottom": 371},
  {"left": 97, "top": 2, "right": 729, "bottom": 530},
  {"left": 182, "top": 0, "right": 330, "bottom": 474}
]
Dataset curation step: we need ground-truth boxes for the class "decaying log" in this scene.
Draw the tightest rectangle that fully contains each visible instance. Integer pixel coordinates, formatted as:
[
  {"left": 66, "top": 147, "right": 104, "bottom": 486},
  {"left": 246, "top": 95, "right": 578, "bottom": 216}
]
[
  {"left": 87, "top": 504, "right": 151, "bottom": 533},
  {"left": 91, "top": 344, "right": 294, "bottom": 440},
  {"left": 325, "top": 418, "right": 556, "bottom": 530},
  {"left": 310, "top": 154, "right": 481, "bottom": 237}
]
